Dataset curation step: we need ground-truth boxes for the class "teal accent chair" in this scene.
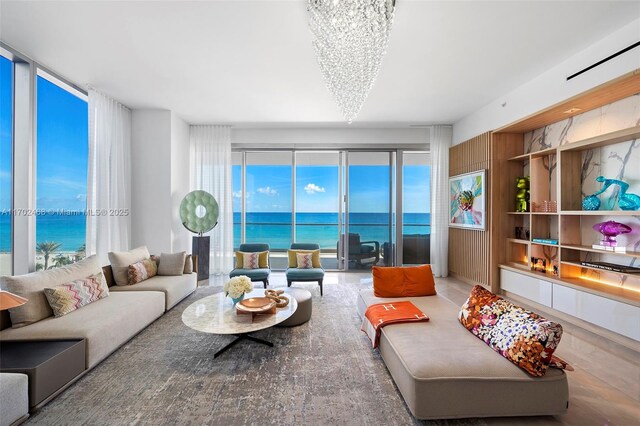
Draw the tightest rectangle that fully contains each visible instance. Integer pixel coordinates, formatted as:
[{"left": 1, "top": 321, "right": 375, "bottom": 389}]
[
  {"left": 230, "top": 243, "right": 270, "bottom": 288},
  {"left": 286, "top": 243, "right": 325, "bottom": 296}
]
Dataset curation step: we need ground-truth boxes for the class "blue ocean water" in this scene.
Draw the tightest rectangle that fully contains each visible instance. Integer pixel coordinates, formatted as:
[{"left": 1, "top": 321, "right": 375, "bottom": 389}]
[
  {"left": 0, "top": 213, "right": 86, "bottom": 252},
  {"left": 0, "top": 212, "right": 429, "bottom": 253},
  {"left": 234, "top": 212, "right": 430, "bottom": 250}
]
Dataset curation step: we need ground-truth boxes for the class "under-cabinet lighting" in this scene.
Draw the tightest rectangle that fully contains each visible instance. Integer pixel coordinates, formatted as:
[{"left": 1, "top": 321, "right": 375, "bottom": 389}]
[{"left": 580, "top": 275, "right": 640, "bottom": 294}]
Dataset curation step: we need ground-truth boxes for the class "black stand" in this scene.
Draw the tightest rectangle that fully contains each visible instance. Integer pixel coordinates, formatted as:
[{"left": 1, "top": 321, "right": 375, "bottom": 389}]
[
  {"left": 214, "top": 333, "right": 274, "bottom": 358},
  {"left": 192, "top": 236, "right": 210, "bottom": 281}
]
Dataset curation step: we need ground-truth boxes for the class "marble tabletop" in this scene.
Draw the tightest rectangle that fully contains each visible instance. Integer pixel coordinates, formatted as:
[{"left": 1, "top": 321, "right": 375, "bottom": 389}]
[{"left": 182, "top": 289, "right": 298, "bottom": 335}]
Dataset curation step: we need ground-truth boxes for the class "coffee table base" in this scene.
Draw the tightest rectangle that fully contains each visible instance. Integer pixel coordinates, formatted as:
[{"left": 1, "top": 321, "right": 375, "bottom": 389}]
[{"left": 214, "top": 333, "right": 274, "bottom": 358}]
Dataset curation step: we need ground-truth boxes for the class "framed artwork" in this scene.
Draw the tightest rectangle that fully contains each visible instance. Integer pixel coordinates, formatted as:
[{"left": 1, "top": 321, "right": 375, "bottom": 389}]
[{"left": 449, "top": 170, "right": 486, "bottom": 230}]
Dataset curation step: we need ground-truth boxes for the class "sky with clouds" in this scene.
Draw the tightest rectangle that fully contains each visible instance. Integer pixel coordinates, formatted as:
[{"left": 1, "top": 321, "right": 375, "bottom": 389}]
[
  {"left": 35, "top": 76, "right": 88, "bottom": 210},
  {"left": 233, "top": 163, "right": 430, "bottom": 214},
  {"left": 0, "top": 56, "right": 12, "bottom": 211}
]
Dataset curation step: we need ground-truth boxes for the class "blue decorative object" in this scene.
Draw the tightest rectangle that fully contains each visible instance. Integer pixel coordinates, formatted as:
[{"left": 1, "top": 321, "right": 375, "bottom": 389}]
[
  {"left": 231, "top": 294, "right": 245, "bottom": 305},
  {"left": 582, "top": 176, "right": 640, "bottom": 211}
]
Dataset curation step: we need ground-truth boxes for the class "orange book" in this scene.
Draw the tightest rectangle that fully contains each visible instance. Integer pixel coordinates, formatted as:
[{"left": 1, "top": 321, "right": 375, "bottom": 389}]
[{"left": 361, "top": 301, "right": 429, "bottom": 348}]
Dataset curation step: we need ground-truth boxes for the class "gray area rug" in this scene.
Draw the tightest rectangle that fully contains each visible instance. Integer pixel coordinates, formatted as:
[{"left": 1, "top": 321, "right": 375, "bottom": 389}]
[{"left": 27, "top": 280, "right": 486, "bottom": 426}]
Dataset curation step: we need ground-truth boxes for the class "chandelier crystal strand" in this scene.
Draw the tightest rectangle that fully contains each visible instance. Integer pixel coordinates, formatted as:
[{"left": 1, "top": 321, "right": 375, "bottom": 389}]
[{"left": 308, "top": 0, "right": 395, "bottom": 124}]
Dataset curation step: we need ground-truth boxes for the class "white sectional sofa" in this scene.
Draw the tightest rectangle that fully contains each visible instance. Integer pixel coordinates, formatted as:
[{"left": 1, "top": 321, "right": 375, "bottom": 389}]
[
  {"left": 0, "top": 255, "right": 198, "bottom": 409},
  {"left": 357, "top": 288, "right": 569, "bottom": 420}
]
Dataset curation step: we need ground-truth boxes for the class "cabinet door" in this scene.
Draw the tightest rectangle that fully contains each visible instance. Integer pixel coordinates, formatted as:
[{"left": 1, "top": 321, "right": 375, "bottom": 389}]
[
  {"left": 553, "top": 284, "right": 640, "bottom": 341},
  {"left": 500, "top": 269, "right": 552, "bottom": 307}
]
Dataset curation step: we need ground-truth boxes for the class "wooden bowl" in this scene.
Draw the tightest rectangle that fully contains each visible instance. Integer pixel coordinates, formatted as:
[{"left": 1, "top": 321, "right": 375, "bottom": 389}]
[{"left": 238, "top": 297, "right": 275, "bottom": 312}]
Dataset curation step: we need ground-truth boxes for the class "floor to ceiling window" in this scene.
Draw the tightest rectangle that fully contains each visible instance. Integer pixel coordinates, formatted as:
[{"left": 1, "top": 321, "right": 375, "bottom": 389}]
[
  {"left": 245, "top": 152, "right": 293, "bottom": 268},
  {"left": 0, "top": 55, "right": 12, "bottom": 275},
  {"left": 295, "top": 151, "right": 340, "bottom": 269},
  {"left": 35, "top": 72, "right": 88, "bottom": 270},
  {"left": 402, "top": 152, "right": 431, "bottom": 264},
  {"left": 233, "top": 149, "right": 431, "bottom": 270}
]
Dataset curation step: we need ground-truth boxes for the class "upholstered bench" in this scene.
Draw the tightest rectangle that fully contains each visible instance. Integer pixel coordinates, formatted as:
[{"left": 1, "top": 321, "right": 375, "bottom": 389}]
[
  {"left": 278, "top": 288, "right": 312, "bottom": 327},
  {"left": 0, "top": 373, "right": 29, "bottom": 425}
]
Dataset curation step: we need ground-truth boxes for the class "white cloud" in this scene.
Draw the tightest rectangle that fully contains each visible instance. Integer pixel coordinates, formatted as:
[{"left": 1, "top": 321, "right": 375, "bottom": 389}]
[
  {"left": 76, "top": 194, "right": 86, "bottom": 201},
  {"left": 304, "top": 183, "right": 325, "bottom": 194},
  {"left": 233, "top": 191, "right": 242, "bottom": 198},
  {"left": 257, "top": 186, "right": 277, "bottom": 196}
]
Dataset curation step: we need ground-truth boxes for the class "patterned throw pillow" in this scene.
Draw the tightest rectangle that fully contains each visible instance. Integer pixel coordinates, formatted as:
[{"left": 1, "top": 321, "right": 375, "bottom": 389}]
[
  {"left": 128, "top": 258, "right": 158, "bottom": 284},
  {"left": 458, "top": 285, "right": 563, "bottom": 377},
  {"left": 43, "top": 272, "right": 109, "bottom": 317},
  {"left": 242, "top": 252, "right": 260, "bottom": 269},
  {"left": 296, "top": 252, "right": 314, "bottom": 269}
]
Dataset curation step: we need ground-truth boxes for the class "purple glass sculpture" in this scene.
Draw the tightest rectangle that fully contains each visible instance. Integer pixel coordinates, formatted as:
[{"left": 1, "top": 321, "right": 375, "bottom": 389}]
[{"left": 593, "top": 220, "right": 632, "bottom": 247}]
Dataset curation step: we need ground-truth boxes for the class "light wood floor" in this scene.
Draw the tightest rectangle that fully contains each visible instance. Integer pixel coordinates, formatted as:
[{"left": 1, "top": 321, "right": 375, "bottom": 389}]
[{"left": 208, "top": 271, "right": 639, "bottom": 425}]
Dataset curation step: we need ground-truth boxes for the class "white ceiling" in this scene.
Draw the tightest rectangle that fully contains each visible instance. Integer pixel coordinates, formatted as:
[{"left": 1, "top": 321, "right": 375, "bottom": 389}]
[{"left": 1, "top": 1, "right": 638, "bottom": 127}]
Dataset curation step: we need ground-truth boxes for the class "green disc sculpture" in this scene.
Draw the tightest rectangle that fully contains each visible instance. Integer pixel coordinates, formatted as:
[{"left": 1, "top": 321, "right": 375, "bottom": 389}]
[{"left": 180, "top": 190, "right": 219, "bottom": 235}]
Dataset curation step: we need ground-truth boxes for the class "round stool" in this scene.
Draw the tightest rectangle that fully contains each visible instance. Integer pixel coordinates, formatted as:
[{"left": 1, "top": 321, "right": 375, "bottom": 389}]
[{"left": 277, "top": 288, "right": 312, "bottom": 327}]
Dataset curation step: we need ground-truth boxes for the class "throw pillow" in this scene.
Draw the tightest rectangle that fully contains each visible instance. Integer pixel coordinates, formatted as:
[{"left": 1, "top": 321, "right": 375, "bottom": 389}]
[
  {"left": 158, "top": 252, "right": 187, "bottom": 276},
  {"left": 242, "top": 252, "right": 260, "bottom": 269},
  {"left": 372, "top": 264, "right": 437, "bottom": 297},
  {"left": 108, "top": 246, "right": 150, "bottom": 286},
  {"left": 183, "top": 254, "right": 193, "bottom": 274},
  {"left": 296, "top": 252, "right": 314, "bottom": 269},
  {"left": 43, "top": 272, "right": 110, "bottom": 317},
  {"left": 287, "top": 249, "right": 321, "bottom": 268},
  {"left": 234, "top": 251, "right": 269, "bottom": 269},
  {"left": 2, "top": 255, "right": 102, "bottom": 328},
  {"left": 128, "top": 258, "right": 158, "bottom": 284},
  {"left": 458, "top": 285, "right": 563, "bottom": 377}
]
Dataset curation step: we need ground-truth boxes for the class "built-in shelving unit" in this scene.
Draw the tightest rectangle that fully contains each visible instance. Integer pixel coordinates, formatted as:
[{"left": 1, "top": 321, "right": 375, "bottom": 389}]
[{"left": 495, "top": 124, "right": 640, "bottom": 342}]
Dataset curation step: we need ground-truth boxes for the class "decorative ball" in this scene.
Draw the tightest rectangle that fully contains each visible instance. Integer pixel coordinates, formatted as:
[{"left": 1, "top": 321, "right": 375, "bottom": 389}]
[{"left": 179, "top": 190, "right": 219, "bottom": 234}]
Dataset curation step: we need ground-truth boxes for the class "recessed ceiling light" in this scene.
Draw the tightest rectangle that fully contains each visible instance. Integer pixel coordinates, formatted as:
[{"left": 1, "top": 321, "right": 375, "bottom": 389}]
[{"left": 563, "top": 107, "right": 582, "bottom": 114}]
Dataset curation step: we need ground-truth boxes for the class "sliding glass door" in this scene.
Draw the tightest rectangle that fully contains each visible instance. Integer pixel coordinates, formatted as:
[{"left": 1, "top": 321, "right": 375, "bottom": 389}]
[
  {"left": 345, "top": 152, "right": 395, "bottom": 269},
  {"left": 232, "top": 149, "right": 430, "bottom": 271}
]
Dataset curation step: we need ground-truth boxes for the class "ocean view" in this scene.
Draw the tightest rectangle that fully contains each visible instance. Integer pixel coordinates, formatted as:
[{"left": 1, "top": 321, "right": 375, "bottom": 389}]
[
  {"left": 0, "top": 212, "right": 430, "bottom": 253},
  {"left": 0, "top": 213, "right": 86, "bottom": 253}
]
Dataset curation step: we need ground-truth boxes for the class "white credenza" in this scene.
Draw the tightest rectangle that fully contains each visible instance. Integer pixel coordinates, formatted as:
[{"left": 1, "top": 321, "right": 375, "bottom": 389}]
[{"left": 500, "top": 268, "right": 640, "bottom": 341}]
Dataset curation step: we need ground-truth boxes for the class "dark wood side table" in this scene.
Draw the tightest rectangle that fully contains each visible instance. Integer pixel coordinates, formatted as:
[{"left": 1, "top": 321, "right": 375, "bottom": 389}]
[{"left": 0, "top": 340, "right": 86, "bottom": 409}]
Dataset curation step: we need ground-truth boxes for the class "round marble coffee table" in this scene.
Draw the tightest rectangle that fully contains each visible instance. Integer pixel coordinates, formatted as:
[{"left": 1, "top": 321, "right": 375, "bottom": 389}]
[{"left": 182, "top": 289, "right": 297, "bottom": 358}]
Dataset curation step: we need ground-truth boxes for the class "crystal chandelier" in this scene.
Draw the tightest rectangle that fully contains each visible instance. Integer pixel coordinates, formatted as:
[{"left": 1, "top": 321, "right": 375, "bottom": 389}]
[{"left": 308, "top": 0, "right": 396, "bottom": 124}]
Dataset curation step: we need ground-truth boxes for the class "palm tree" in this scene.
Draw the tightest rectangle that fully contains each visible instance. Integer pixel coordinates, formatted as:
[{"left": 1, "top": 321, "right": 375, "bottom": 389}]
[
  {"left": 36, "top": 241, "right": 62, "bottom": 270},
  {"left": 52, "top": 255, "right": 72, "bottom": 268},
  {"left": 76, "top": 243, "right": 86, "bottom": 261}
]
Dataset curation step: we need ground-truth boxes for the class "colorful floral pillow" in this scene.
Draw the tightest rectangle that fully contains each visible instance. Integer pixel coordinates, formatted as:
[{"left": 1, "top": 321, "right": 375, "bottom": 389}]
[
  {"left": 458, "top": 285, "right": 564, "bottom": 377},
  {"left": 43, "top": 272, "right": 109, "bottom": 317},
  {"left": 127, "top": 258, "right": 158, "bottom": 284},
  {"left": 296, "top": 252, "right": 314, "bottom": 269},
  {"left": 242, "top": 252, "right": 260, "bottom": 269}
]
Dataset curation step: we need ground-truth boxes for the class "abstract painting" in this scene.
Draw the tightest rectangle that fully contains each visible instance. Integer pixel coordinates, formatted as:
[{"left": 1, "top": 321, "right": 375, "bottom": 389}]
[{"left": 449, "top": 170, "right": 486, "bottom": 230}]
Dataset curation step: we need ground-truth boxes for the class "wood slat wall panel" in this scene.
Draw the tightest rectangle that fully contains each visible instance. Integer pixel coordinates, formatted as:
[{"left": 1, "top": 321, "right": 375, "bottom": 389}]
[{"left": 449, "top": 132, "right": 491, "bottom": 288}]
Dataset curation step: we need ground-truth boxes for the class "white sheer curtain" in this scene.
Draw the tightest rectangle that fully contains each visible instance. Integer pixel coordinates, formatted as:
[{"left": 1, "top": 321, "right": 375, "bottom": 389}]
[
  {"left": 429, "top": 125, "right": 452, "bottom": 277},
  {"left": 190, "top": 125, "right": 234, "bottom": 275},
  {"left": 86, "top": 89, "right": 132, "bottom": 264}
]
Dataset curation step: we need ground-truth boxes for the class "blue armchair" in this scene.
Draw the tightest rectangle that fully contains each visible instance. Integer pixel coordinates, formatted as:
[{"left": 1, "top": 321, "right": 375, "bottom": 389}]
[
  {"left": 286, "top": 243, "right": 325, "bottom": 296},
  {"left": 230, "top": 243, "right": 270, "bottom": 288}
]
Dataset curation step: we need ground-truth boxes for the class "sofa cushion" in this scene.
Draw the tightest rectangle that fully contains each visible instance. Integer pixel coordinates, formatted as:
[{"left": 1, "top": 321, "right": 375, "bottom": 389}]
[
  {"left": 2, "top": 255, "right": 102, "bottom": 328},
  {"left": 287, "top": 249, "right": 321, "bottom": 268},
  {"left": 183, "top": 254, "right": 193, "bottom": 274},
  {"left": 44, "top": 272, "right": 110, "bottom": 317},
  {"left": 110, "top": 273, "right": 197, "bottom": 310},
  {"left": 128, "top": 259, "right": 158, "bottom": 284},
  {"left": 229, "top": 268, "right": 269, "bottom": 280},
  {"left": 357, "top": 289, "right": 568, "bottom": 419},
  {"left": 0, "top": 373, "right": 29, "bottom": 426},
  {"left": 157, "top": 252, "right": 186, "bottom": 276},
  {"left": 459, "top": 285, "right": 563, "bottom": 377},
  {"left": 108, "top": 246, "right": 150, "bottom": 286},
  {"left": 0, "top": 292, "right": 164, "bottom": 369},
  {"left": 241, "top": 252, "right": 260, "bottom": 269},
  {"left": 286, "top": 268, "right": 324, "bottom": 280},
  {"left": 235, "top": 251, "right": 269, "bottom": 269},
  {"left": 372, "top": 264, "right": 436, "bottom": 298}
]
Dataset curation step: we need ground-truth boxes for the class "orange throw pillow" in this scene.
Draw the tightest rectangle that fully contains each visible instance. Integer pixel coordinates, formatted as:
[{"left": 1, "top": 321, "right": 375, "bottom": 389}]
[{"left": 373, "top": 264, "right": 436, "bottom": 297}]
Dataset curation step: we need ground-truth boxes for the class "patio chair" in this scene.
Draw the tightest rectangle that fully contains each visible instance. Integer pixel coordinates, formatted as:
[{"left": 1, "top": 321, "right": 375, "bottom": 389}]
[
  {"left": 286, "top": 243, "right": 325, "bottom": 296},
  {"left": 230, "top": 243, "right": 270, "bottom": 288},
  {"left": 337, "top": 233, "right": 380, "bottom": 268}
]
